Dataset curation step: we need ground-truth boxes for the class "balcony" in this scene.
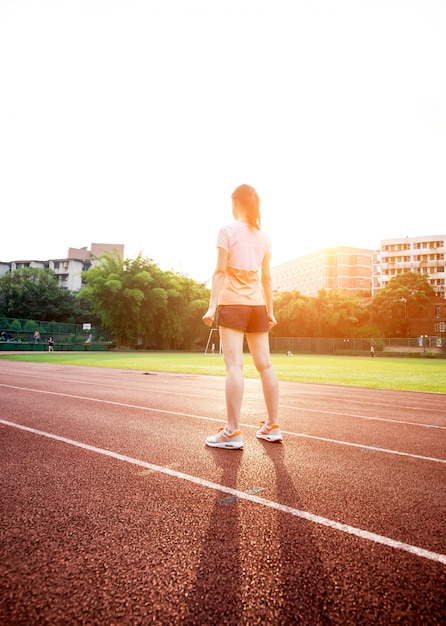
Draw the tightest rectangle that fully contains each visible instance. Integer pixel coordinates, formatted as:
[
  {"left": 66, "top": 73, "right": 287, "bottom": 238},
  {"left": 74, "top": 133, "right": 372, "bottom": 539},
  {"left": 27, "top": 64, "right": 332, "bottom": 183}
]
[{"left": 382, "top": 261, "right": 413, "bottom": 269}]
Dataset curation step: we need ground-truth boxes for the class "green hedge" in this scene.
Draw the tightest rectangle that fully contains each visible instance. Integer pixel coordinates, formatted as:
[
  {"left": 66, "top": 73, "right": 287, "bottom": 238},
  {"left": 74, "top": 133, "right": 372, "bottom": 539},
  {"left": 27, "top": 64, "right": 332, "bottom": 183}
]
[{"left": 0, "top": 342, "right": 110, "bottom": 352}]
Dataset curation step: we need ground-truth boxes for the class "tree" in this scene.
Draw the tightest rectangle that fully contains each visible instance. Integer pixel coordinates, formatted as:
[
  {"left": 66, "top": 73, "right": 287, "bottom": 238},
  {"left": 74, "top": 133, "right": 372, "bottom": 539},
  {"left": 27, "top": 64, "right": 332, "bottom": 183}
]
[
  {"left": 79, "top": 252, "right": 210, "bottom": 348},
  {"left": 0, "top": 267, "right": 81, "bottom": 322},
  {"left": 273, "top": 289, "right": 376, "bottom": 338},
  {"left": 310, "top": 289, "right": 371, "bottom": 338},
  {"left": 152, "top": 271, "right": 209, "bottom": 349},
  {"left": 370, "top": 271, "right": 434, "bottom": 337},
  {"left": 272, "top": 291, "right": 312, "bottom": 337}
]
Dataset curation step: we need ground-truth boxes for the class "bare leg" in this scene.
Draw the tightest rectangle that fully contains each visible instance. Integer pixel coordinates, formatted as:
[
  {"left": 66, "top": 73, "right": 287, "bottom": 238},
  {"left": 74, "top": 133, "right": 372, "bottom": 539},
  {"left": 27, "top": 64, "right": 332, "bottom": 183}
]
[
  {"left": 246, "top": 332, "right": 279, "bottom": 426},
  {"left": 219, "top": 326, "right": 245, "bottom": 433}
]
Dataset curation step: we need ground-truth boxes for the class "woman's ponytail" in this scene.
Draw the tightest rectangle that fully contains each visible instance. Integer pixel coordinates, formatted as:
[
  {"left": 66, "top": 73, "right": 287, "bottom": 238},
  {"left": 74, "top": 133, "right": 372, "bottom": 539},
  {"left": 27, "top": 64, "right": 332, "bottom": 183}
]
[{"left": 231, "top": 184, "right": 261, "bottom": 229}]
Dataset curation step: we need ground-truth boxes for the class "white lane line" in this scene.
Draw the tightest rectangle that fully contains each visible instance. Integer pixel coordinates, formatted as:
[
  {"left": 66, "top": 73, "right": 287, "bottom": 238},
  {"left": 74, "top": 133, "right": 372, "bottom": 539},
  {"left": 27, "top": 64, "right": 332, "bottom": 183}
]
[
  {"left": 2, "top": 372, "right": 444, "bottom": 430},
  {"left": 272, "top": 431, "right": 446, "bottom": 464},
  {"left": 2, "top": 383, "right": 445, "bottom": 464},
  {"left": 1, "top": 418, "right": 445, "bottom": 566},
  {"left": 280, "top": 404, "right": 446, "bottom": 430},
  {"left": 0, "top": 383, "right": 221, "bottom": 421},
  {"left": 280, "top": 390, "right": 446, "bottom": 413},
  {"left": 1, "top": 373, "right": 214, "bottom": 401}
]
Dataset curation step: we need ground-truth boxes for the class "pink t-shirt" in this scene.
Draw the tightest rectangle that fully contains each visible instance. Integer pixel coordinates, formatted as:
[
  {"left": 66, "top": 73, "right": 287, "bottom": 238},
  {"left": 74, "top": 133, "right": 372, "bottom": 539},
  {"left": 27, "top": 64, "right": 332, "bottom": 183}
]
[{"left": 217, "top": 221, "right": 271, "bottom": 306}]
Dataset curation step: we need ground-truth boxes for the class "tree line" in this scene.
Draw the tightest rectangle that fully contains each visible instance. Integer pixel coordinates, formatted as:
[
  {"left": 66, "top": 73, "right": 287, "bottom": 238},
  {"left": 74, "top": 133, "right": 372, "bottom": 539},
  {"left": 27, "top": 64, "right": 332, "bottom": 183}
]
[
  {"left": 0, "top": 253, "right": 210, "bottom": 349},
  {"left": 271, "top": 269, "right": 433, "bottom": 339},
  {"left": 0, "top": 252, "right": 435, "bottom": 347}
]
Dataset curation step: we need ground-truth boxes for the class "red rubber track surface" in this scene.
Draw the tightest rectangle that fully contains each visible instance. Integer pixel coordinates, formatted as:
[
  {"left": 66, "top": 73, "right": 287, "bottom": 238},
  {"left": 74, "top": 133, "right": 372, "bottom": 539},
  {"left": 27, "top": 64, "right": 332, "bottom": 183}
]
[{"left": 1, "top": 360, "right": 445, "bottom": 625}]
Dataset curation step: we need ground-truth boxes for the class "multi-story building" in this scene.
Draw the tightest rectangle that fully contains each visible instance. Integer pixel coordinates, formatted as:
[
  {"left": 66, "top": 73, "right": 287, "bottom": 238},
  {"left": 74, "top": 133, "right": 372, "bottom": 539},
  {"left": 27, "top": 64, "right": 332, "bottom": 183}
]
[
  {"left": 378, "top": 235, "right": 445, "bottom": 299},
  {"left": 0, "top": 243, "right": 124, "bottom": 291},
  {"left": 371, "top": 249, "right": 382, "bottom": 297},
  {"left": 1, "top": 259, "right": 49, "bottom": 275},
  {"left": 271, "top": 246, "right": 373, "bottom": 296},
  {"left": 272, "top": 235, "right": 446, "bottom": 300}
]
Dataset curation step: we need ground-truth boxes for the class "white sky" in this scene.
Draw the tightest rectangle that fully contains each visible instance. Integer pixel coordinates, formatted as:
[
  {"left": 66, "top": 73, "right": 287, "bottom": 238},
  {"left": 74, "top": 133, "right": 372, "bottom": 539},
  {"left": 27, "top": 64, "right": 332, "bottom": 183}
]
[{"left": 1, "top": 0, "right": 445, "bottom": 283}]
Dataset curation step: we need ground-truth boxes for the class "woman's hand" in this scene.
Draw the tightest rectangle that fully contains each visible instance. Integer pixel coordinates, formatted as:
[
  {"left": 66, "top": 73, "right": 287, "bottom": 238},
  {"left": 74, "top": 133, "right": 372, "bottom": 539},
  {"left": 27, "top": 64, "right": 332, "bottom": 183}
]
[
  {"left": 202, "top": 307, "right": 216, "bottom": 327},
  {"left": 268, "top": 314, "right": 277, "bottom": 329}
]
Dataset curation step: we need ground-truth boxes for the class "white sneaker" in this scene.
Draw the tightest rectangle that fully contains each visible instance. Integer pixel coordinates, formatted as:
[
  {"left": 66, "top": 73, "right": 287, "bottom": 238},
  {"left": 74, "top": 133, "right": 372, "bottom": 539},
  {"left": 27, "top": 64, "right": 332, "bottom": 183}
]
[
  {"left": 206, "top": 427, "right": 243, "bottom": 449},
  {"left": 256, "top": 421, "right": 282, "bottom": 442}
]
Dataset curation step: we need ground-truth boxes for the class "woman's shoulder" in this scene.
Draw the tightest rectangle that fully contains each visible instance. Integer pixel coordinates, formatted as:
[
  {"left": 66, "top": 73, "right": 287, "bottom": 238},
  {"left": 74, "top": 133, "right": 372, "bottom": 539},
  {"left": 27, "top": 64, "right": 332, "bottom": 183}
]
[
  {"left": 219, "top": 221, "right": 271, "bottom": 244},
  {"left": 217, "top": 221, "right": 239, "bottom": 239}
]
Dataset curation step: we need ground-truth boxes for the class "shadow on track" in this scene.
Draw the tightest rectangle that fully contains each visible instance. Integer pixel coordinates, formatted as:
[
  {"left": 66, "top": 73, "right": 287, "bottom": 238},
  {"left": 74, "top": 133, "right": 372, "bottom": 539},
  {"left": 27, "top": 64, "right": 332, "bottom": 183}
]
[
  {"left": 259, "top": 441, "right": 335, "bottom": 624},
  {"left": 184, "top": 448, "right": 243, "bottom": 625}
]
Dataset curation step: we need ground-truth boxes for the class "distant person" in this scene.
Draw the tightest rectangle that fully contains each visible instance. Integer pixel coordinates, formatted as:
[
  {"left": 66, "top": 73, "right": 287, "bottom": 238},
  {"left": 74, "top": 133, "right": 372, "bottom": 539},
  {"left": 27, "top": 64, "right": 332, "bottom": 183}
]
[
  {"left": 202, "top": 184, "right": 282, "bottom": 449},
  {"left": 33, "top": 330, "right": 41, "bottom": 343},
  {"left": 48, "top": 336, "right": 54, "bottom": 352},
  {"left": 370, "top": 345, "right": 375, "bottom": 357}
]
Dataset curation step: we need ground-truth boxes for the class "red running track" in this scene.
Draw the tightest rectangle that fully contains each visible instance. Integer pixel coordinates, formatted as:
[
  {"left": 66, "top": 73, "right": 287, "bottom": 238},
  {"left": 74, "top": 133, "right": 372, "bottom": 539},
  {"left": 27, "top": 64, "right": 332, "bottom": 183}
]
[{"left": 1, "top": 360, "right": 445, "bottom": 624}]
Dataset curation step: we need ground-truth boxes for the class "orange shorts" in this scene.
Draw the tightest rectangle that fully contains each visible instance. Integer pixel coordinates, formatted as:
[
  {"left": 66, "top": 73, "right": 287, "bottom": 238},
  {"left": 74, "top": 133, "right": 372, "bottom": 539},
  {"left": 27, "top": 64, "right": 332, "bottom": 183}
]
[{"left": 218, "top": 305, "right": 269, "bottom": 333}]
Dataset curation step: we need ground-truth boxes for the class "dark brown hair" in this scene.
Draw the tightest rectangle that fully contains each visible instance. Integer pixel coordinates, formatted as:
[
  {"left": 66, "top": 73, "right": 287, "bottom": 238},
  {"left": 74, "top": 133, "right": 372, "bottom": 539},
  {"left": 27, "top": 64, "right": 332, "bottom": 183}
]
[{"left": 231, "top": 184, "right": 261, "bottom": 230}]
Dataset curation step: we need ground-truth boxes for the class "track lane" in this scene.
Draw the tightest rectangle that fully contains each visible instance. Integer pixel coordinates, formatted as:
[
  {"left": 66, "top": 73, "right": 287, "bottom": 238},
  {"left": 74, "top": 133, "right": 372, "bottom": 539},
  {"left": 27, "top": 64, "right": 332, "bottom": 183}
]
[
  {"left": 1, "top": 361, "right": 445, "bottom": 624},
  {"left": 1, "top": 386, "right": 445, "bottom": 552},
  {"left": 1, "top": 368, "right": 445, "bottom": 460}
]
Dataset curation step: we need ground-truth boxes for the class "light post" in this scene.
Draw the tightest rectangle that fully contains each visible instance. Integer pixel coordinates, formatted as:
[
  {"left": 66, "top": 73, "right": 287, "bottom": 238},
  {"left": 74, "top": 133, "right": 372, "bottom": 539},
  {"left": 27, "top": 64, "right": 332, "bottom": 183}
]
[{"left": 399, "top": 297, "right": 408, "bottom": 337}]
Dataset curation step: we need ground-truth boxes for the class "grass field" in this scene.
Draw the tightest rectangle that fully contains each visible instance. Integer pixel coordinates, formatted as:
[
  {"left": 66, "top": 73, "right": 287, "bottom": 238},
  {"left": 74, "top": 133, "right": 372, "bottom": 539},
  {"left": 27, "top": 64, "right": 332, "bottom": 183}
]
[{"left": 1, "top": 351, "right": 445, "bottom": 394}]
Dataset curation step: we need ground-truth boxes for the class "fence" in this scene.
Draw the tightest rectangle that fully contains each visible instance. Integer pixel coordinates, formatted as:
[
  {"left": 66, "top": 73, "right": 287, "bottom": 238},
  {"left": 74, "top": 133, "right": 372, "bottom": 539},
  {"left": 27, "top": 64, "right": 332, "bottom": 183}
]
[
  {"left": 1, "top": 315, "right": 445, "bottom": 356},
  {"left": 269, "top": 336, "right": 446, "bottom": 356},
  {"left": 0, "top": 317, "right": 112, "bottom": 351},
  {"left": 0, "top": 317, "right": 83, "bottom": 337}
]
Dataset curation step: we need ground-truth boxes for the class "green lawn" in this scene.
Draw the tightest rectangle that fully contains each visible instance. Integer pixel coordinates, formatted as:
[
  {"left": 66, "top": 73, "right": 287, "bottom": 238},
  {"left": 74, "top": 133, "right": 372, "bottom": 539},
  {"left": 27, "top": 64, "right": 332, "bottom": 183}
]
[{"left": 1, "top": 351, "right": 445, "bottom": 393}]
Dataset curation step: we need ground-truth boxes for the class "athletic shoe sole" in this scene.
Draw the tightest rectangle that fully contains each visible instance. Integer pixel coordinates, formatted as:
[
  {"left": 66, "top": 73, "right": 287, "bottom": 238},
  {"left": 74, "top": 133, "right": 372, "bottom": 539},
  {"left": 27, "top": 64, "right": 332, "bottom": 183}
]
[
  {"left": 256, "top": 432, "right": 282, "bottom": 442},
  {"left": 206, "top": 440, "right": 243, "bottom": 449}
]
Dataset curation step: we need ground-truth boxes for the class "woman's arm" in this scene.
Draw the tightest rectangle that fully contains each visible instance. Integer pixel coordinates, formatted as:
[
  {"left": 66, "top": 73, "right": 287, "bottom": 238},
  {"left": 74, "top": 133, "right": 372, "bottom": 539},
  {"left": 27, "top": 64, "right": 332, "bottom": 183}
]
[
  {"left": 202, "top": 247, "right": 228, "bottom": 327},
  {"left": 261, "top": 252, "right": 277, "bottom": 328}
]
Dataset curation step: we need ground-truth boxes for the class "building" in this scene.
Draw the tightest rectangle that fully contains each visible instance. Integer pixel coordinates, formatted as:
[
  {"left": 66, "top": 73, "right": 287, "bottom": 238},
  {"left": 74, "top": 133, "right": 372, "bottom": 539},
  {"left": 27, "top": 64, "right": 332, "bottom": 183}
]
[
  {"left": 271, "top": 246, "right": 373, "bottom": 296},
  {"left": 410, "top": 296, "right": 446, "bottom": 338},
  {"left": 272, "top": 234, "right": 446, "bottom": 300},
  {"left": 0, "top": 243, "right": 124, "bottom": 291},
  {"left": 378, "top": 235, "right": 445, "bottom": 299},
  {"left": 1, "top": 259, "right": 49, "bottom": 276},
  {"left": 371, "top": 249, "right": 382, "bottom": 297}
]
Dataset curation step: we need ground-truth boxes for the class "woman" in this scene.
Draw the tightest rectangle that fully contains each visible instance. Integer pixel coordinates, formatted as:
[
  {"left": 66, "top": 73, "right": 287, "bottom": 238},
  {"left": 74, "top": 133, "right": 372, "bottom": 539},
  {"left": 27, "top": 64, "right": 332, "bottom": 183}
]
[{"left": 202, "top": 184, "right": 282, "bottom": 449}]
